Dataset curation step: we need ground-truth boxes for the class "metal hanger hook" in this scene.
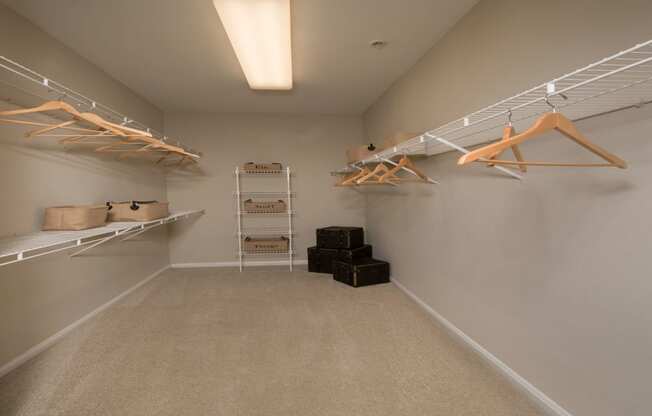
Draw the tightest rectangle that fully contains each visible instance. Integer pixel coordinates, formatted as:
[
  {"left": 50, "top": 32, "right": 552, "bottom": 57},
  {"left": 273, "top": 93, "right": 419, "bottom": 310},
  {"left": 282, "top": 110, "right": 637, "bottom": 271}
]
[
  {"left": 544, "top": 95, "right": 558, "bottom": 113},
  {"left": 506, "top": 110, "right": 513, "bottom": 126}
]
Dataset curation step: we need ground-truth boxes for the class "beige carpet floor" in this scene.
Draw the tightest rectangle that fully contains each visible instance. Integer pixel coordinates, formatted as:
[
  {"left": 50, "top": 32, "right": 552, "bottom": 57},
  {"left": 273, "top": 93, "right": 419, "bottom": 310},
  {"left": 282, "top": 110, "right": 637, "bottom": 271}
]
[{"left": 0, "top": 268, "right": 543, "bottom": 416}]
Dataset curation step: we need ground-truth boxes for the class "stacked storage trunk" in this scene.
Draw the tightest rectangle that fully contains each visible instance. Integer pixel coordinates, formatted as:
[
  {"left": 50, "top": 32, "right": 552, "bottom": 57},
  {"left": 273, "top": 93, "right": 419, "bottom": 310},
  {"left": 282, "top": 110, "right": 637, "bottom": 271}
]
[{"left": 308, "top": 226, "right": 390, "bottom": 287}]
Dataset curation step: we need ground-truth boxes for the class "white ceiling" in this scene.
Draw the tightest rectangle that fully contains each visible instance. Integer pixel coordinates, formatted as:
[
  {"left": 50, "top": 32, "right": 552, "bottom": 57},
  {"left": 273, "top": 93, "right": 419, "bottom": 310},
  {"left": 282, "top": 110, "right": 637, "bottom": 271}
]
[{"left": 2, "top": 0, "right": 477, "bottom": 115}]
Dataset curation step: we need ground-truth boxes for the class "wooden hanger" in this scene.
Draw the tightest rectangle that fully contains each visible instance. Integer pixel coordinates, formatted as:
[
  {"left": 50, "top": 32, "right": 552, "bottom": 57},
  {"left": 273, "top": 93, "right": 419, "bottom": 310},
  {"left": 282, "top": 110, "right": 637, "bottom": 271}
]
[
  {"left": 485, "top": 125, "right": 527, "bottom": 172},
  {"left": 157, "top": 152, "right": 173, "bottom": 165},
  {"left": 24, "top": 120, "right": 78, "bottom": 138},
  {"left": 59, "top": 131, "right": 115, "bottom": 144},
  {"left": 0, "top": 100, "right": 197, "bottom": 163},
  {"left": 0, "top": 100, "right": 200, "bottom": 161},
  {"left": 0, "top": 100, "right": 76, "bottom": 117},
  {"left": 379, "top": 155, "right": 437, "bottom": 184},
  {"left": 95, "top": 142, "right": 150, "bottom": 152},
  {"left": 356, "top": 163, "right": 399, "bottom": 186},
  {"left": 458, "top": 112, "right": 627, "bottom": 168},
  {"left": 0, "top": 100, "right": 128, "bottom": 136},
  {"left": 335, "top": 167, "right": 371, "bottom": 186}
]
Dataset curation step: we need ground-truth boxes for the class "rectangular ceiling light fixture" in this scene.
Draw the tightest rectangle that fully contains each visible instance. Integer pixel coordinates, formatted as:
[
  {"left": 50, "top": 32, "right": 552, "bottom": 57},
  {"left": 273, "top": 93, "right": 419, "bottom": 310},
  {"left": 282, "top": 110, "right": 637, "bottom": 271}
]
[{"left": 213, "top": 0, "right": 293, "bottom": 90}]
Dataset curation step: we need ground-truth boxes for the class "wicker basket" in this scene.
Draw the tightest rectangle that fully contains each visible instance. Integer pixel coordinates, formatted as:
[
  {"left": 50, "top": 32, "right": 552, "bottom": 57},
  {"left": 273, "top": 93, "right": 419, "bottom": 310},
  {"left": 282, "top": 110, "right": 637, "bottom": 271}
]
[
  {"left": 243, "top": 199, "right": 286, "bottom": 213},
  {"left": 42, "top": 205, "right": 108, "bottom": 231},
  {"left": 107, "top": 201, "right": 169, "bottom": 221},
  {"left": 243, "top": 236, "right": 289, "bottom": 253}
]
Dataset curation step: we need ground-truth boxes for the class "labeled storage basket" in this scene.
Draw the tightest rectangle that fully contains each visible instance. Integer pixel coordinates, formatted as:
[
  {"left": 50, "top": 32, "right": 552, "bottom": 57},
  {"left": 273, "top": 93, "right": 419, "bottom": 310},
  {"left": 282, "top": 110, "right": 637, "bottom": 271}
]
[
  {"left": 243, "top": 236, "right": 289, "bottom": 253},
  {"left": 242, "top": 162, "right": 283, "bottom": 174},
  {"left": 243, "top": 199, "right": 286, "bottom": 213},
  {"left": 107, "top": 201, "right": 169, "bottom": 222},
  {"left": 42, "top": 205, "right": 108, "bottom": 231}
]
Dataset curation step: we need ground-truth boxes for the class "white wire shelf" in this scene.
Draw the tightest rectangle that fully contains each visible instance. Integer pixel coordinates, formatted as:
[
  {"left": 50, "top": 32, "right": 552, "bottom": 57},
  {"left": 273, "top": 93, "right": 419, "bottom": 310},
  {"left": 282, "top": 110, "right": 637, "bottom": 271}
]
[
  {"left": 0, "top": 56, "right": 201, "bottom": 159},
  {"left": 0, "top": 209, "right": 204, "bottom": 267},
  {"left": 346, "top": 39, "right": 652, "bottom": 179}
]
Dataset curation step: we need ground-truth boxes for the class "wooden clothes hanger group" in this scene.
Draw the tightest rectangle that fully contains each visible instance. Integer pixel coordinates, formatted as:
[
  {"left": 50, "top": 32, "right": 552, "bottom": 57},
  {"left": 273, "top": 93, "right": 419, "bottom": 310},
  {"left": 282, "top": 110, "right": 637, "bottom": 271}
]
[
  {"left": 355, "top": 163, "right": 400, "bottom": 186},
  {"left": 335, "top": 155, "right": 437, "bottom": 187},
  {"left": 0, "top": 100, "right": 198, "bottom": 165},
  {"left": 458, "top": 109, "right": 627, "bottom": 169}
]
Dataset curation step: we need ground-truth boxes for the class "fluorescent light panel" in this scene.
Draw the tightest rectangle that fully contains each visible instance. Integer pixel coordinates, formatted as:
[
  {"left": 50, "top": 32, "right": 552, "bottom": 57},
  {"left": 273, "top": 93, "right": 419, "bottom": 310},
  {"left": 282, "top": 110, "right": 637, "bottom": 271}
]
[{"left": 213, "top": 0, "right": 293, "bottom": 90}]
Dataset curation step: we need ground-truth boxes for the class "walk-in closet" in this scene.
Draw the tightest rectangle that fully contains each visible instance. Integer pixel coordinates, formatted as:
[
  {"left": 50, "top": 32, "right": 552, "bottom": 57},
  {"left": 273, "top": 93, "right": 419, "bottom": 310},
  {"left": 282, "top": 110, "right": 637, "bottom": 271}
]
[{"left": 1, "top": 1, "right": 651, "bottom": 415}]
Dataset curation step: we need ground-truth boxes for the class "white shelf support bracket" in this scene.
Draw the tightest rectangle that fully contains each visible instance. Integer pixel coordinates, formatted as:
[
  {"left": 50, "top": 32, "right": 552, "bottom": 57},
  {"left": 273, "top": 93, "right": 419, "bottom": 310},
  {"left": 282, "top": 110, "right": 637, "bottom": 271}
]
[
  {"left": 546, "top": 82, "right": 556, "bottom": 94},
  {"left": 70, "top": 229, "right": 132, "bottom": 257},
  {"left": 381, "top": 157, "right": 440, "bottom": 185},
  {"left": 426, "top": 134, "right": 523, "bottom": 180},
  {"left": 122, "top": 224, "right": 158, "bottom": 242}
]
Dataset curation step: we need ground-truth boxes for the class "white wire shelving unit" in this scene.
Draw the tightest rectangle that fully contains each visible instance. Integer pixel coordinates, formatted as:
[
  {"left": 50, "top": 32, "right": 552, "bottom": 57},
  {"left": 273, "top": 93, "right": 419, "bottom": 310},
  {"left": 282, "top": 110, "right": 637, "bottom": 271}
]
[
  {"left": 341, "top": 39, "right": 652, "bottom": 180},
  {"left": 234, "top": 166, "right": 294, "bottom": 272},
  {"left": 0, "top": 56, "right": 201, "bottom": 159},
  {"left": 0, "top": 210, "right": 204, "bottom": 267}
]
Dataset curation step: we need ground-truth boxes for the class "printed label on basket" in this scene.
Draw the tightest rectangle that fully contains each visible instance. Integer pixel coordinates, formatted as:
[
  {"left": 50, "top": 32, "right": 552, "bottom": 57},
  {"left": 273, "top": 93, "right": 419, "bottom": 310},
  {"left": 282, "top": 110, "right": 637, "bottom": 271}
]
[
  {"left": 243, "top": 162, "right": 283, "bottom": 173},
  {"left": 243, "top": 237, "right": 289, "bottom": 253},
  {"left": 243, "top": 199, "right": 286, "bottom": 213}
]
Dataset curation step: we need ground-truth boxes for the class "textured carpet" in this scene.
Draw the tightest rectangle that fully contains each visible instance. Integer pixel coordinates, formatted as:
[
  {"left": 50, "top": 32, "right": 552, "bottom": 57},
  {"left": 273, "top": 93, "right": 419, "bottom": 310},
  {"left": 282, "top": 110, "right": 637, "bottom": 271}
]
[{"left": 0, "top": 268, "right": 543, "bottom": 415}]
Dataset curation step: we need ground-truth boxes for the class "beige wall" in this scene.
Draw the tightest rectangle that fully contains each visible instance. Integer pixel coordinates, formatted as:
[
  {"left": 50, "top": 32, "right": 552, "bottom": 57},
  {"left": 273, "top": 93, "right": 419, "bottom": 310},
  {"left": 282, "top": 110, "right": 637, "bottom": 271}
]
[
  {"left": 363, "top": 1, "right": 652, "bottom": 415},
  {"left": 365, "top": 0, "right": 652, "bottom": 143},
  {"left": 164, "top": 113, "right": 366, "bottom": 265},
  {"left": 0, "top": 5, "right": 169, "bottom": 371}
]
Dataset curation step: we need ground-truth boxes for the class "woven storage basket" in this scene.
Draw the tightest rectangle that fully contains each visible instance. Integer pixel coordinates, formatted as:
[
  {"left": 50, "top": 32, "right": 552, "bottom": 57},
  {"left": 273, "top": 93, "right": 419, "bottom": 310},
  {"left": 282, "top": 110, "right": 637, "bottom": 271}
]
[
  {"left": 42, "top": 205, "right": 108, "bottom": 231},
  {"left": 243, "top": 199, "right": 286, "bottom": 213},
  {"left": 243, "top": 236, "right": 289, "bottom": 253},
  {"left": 242, "top": 162, "right": 283, "bottom": 173},
  {"left": 107, "top": 201, "right": 169, "bottom": 222}
]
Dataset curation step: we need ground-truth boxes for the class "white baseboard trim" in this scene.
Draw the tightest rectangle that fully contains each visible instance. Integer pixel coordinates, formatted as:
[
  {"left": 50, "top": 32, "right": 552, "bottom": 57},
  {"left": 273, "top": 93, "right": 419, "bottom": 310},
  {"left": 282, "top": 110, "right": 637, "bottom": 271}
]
[
  {"left": 0, "top": 264, "right": 171, "bottom": 379},
  {"left": 391, "top": 278, "right": 573, "bottom": 416},
  {"left": 171, "top": 260, "right": 308, "bottom": 268}
]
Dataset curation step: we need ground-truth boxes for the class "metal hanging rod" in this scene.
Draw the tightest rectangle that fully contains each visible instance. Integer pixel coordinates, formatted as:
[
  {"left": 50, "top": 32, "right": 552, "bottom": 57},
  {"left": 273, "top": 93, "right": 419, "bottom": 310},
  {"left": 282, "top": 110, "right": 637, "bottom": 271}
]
[
  {"left": 0, "top": 56, "right": 201, "bottom": 159},
  {"left": 348, "top": 39, "right": 652, "bottom": 178}
]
